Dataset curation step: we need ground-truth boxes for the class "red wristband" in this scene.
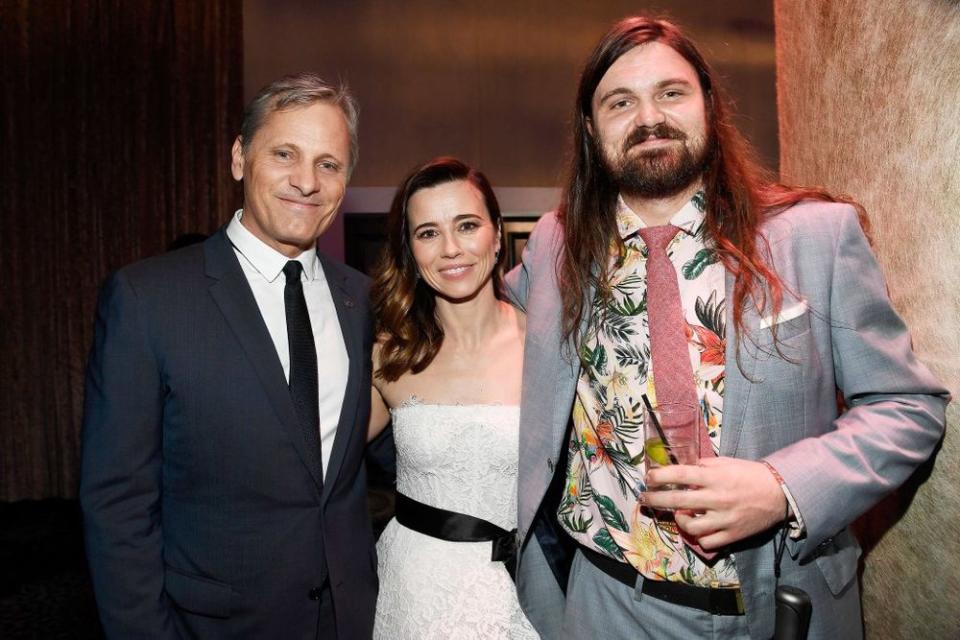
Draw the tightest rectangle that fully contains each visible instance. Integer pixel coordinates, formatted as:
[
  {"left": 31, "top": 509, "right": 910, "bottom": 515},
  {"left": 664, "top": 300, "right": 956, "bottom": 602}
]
[{"left": 760, "top": 459, "right": 785, "bottom": 486}]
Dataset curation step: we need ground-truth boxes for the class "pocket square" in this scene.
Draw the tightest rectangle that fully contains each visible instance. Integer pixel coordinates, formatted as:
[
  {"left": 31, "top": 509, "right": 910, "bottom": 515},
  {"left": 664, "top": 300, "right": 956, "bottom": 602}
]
[{"left": 759, "top": 300, "right": 808, "bottom": 329}]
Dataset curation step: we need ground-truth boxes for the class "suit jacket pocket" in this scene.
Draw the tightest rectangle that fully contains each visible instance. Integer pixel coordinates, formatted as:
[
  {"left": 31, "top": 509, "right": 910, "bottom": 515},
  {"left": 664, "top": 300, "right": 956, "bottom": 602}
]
[
  {"left": 164, "top": 565, "right": 234, "bottom": 618},
  {"left": 814, "top": 528, "right": 861, "bottom": 596},
  {"left": 757, "top": 308, "right": 811, "bottom": 347}
]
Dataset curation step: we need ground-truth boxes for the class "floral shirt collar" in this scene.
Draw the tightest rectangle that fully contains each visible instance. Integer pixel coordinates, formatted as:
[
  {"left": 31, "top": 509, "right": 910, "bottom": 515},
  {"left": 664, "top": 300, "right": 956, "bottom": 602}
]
[{"left": 615, "top": 191, "right": 706, "bottom": 240}]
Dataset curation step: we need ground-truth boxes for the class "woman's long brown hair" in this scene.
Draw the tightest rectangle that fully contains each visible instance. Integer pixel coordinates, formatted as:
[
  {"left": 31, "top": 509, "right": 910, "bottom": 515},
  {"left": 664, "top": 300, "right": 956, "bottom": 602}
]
[
  {"left": 372, "top": 157, "right": 506, "bottom": 382},
  {"left": 559, "top": 17, "right": 868, "bottom": 363}
]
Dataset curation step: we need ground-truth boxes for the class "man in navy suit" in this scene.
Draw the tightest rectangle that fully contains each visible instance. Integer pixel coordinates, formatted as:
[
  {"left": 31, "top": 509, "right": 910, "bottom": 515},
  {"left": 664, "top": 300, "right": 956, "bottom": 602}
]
[{"left": 80, "top": 73, "right": 378, "bottom": 639}]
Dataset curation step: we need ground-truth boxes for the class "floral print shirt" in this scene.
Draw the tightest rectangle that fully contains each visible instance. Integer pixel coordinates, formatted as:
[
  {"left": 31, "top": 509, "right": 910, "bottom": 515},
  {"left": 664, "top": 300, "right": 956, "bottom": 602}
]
[{"left": 558, "top": 191, "right": 740, "bottom": 587}]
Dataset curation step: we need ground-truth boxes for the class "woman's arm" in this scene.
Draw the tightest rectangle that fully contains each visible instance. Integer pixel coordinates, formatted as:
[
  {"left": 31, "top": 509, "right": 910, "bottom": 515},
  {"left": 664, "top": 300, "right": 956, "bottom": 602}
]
[{"left": 368, "top": 384, "right": 391, "bottom": 442}]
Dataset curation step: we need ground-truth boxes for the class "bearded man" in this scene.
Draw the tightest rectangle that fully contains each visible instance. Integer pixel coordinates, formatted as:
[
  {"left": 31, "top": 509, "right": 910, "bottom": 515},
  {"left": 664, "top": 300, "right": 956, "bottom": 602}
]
[{"left": 507, "top": 16, "right": 948, "bottom": 640}]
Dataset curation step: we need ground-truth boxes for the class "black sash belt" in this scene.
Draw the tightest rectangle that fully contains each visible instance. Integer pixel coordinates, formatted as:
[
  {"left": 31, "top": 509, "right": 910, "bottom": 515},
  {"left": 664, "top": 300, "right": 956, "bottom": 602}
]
[{"left": 394, "top": 492, "right": 517, "bottom": 582}]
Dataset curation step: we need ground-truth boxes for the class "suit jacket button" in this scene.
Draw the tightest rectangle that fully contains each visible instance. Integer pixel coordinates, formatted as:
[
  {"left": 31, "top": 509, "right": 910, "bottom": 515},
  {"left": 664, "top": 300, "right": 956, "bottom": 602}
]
[{"left": 308, "top": 586, "right": 324, "bottom": 601}]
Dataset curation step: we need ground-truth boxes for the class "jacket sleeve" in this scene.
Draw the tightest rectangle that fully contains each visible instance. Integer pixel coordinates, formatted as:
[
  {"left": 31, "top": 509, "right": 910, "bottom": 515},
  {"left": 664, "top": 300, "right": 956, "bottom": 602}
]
[
  {"left": 504, "top": 245, "right": 531, "bottom": 311},
  {"left": 764, "top": 206, "right": 949, "bottom": 559},
  {"left": 79, "top": 271, "right": 178, "bottom": 638}
]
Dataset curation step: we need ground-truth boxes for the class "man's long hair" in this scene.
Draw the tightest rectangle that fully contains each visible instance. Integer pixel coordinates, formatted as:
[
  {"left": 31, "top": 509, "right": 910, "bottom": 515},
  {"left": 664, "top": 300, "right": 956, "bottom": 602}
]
[{"left": 560, "top": 16, "right": 867, "bottom": 354}]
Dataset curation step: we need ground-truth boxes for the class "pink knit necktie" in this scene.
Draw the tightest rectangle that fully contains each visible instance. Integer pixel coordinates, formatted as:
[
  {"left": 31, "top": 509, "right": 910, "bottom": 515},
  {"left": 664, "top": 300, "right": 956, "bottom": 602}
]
[
  {"left": 638, "top": 225, "right": 713, "bottom": 456},
  {"left": 639, "top": 225, "right": 716, "bottom": 560}
]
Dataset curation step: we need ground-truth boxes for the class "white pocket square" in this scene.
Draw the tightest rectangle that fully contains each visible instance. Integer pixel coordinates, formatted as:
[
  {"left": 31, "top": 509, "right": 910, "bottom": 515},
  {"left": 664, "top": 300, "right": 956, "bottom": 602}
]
[{"left": 760, "top": 300, "right": 808, "bottom": 329}]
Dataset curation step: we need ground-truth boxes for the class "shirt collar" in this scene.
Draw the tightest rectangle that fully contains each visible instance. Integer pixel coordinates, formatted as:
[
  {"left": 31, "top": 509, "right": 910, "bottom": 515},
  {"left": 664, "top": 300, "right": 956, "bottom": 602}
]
[
  {"left": 226, "top": 209, "right": 322, "bottom": 283},
  {"left": 615, "top": 190, "right": 706, "bottom": 240}
]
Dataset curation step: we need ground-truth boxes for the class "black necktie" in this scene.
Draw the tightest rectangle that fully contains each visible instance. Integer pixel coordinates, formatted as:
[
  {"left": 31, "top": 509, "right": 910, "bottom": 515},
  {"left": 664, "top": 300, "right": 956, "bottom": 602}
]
[{"left": 283, "top": 260, "right": 323, "bottom": 483}]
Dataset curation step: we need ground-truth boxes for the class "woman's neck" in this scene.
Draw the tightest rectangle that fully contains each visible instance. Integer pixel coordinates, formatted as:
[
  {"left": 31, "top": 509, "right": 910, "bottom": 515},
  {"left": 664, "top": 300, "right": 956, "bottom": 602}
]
[{"left": 433, "top": 284, "right": 509, "bottom": 351}]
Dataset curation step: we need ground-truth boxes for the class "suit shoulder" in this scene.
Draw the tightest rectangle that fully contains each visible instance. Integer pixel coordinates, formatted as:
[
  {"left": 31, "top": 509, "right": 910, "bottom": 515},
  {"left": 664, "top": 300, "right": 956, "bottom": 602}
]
[
  {"left": 114, "top": 242, "right": 206, "bottom": 288},
  {"left": 531, "top": 210, "right": 562, "bottom": 235},
  {"left": 762, "top": 200, "right": 861, "bottom": 246},
  {"left": 318, "top": 254, "right": 371, "bottom": 290},
  {"left": 526, "top": 210, "right": 565, "bottom": 253}
]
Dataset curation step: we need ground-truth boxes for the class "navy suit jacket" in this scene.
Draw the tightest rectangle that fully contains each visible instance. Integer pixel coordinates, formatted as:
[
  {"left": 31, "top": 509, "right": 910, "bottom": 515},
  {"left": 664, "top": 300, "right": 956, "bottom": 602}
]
[{"left": 80, "top": 228, "right": 378, "bottom": 639}]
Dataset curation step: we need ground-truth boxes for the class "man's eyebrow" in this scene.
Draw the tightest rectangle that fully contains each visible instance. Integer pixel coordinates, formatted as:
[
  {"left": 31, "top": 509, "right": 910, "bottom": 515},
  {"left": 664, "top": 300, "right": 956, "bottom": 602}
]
[
  {"left": 597, "top": 87, "right": 633, "bottom": 105},
  {"left": 654, "top": 78, "right": 695, "bottom": 90},
  {"left": 315, "top": 152, "right": 344, "bottom": 165},
  {"left": 269, "top": 145, "right": 345, "bottom": 164},
  {"left": 597, "top": 78, "right": 696, "bottom": 105}
]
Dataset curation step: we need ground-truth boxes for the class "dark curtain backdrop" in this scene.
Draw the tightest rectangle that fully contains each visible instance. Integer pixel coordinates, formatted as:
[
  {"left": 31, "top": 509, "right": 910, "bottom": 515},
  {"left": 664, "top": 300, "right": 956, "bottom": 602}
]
[{"left": 1, "top": 1, "right": 243, "bottom": 500}]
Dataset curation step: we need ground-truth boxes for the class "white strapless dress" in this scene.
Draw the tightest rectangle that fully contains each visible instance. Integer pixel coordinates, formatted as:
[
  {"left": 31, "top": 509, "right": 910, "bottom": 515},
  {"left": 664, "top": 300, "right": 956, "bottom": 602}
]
[{"left": 373, "top": 401, "right": 539, "bottom": 639}]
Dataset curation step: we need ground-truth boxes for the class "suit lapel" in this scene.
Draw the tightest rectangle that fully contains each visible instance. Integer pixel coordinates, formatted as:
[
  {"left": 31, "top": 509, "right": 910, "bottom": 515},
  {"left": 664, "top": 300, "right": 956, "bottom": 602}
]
[
  {"left": 318, "top": 256, "right": 364, "bottom": 504},
  {"left": 519, "top": 278, "right": 590, "bottom": 535},
  {"left": 719, "top": 269, "right": 762, "bottom": 457},
  {"left": 204, "top": 230, "right": 325, "bottom": 493}
]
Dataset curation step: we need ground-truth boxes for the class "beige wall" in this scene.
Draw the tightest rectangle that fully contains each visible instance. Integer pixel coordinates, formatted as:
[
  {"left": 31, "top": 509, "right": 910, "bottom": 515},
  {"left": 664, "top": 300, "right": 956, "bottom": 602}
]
[
  {"left": 243, "top": 1, "right": 778, "bottom": 199},
  {"left": 776, "top": 1, "right": 959, "bottom": 637}
]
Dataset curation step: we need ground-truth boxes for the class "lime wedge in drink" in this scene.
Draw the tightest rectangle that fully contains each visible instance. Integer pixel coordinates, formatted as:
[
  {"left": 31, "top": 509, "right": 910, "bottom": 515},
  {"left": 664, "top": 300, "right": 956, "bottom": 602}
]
[{"left": 645, "top": 437, "right": 671, "bottom": 466}]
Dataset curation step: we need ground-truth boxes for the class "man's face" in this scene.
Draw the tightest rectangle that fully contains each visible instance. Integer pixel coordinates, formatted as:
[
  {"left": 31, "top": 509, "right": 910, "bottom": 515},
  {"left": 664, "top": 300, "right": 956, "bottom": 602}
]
[
  {"left": 590, "top": 41, "right": 710, "bottom": 199},
  {"left": 231, "top": 102, "right": 350, "bottom": 257}
]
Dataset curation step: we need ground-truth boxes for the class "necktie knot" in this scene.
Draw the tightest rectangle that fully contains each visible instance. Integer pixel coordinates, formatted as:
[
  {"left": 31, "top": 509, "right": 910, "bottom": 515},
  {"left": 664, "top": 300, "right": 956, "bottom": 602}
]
[
  {"left": 283, "top": 260, "right": 304, "bottom": 283},
  {"left": 638, "top": 225, "right": 681, "bottom": 253}
]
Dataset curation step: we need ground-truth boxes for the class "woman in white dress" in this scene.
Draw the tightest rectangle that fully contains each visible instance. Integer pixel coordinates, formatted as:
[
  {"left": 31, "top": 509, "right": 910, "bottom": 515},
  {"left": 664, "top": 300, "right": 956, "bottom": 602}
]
[{"left": 368, "top": 157, "right": 538, "bottom": 639}]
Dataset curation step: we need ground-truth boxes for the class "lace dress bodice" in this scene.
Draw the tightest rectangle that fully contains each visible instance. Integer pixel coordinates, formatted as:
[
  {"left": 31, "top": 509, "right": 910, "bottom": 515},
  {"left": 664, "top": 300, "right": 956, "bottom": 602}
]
[
  {"left": 373, "top": 400, "right": 538, "bottom": 640},
  {"left": 392, "top": 400, "right": 520, "bottom": 531}
]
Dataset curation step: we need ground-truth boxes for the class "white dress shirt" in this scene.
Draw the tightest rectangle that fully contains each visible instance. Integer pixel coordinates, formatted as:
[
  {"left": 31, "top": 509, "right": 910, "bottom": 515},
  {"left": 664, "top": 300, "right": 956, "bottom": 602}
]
[{"left": 226, "top": 210, "right": 348, "bottom": 479}]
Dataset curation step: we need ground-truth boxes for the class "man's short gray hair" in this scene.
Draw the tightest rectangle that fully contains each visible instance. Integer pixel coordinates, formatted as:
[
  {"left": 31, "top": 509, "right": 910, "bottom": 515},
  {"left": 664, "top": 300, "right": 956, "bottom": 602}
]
[{"left": 239, "top": 73, "right": 360, "bottom": 179}]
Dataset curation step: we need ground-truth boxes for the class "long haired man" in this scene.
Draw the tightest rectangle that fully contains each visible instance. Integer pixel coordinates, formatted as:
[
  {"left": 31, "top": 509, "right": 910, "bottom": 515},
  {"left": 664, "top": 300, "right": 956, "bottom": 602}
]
[{"left": 508, "top": 16, "right": 948, "bottom": 640}]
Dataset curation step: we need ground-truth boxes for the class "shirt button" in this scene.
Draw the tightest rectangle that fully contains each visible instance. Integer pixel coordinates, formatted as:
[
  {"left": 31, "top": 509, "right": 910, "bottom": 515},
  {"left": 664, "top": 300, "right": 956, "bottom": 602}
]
[
  {"left": 308, "top": 586, "right": 324, "bottom": 601},
  {"left": 547, "top": 458, "right": 554, "bottom": 472}
]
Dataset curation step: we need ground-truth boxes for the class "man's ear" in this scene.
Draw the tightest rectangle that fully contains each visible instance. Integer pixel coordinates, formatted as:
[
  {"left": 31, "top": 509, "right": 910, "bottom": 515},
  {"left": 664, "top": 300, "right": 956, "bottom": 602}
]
[
  {"left": 230, "top": 136, "right": 244, "bottom": 181},
  {"left": 585, "top": 117, "right": 594, "bottom": 138}
]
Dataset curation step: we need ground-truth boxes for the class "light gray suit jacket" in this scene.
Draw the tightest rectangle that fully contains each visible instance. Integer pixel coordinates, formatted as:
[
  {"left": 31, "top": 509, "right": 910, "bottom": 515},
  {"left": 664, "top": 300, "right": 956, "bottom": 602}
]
[{"left": 506, "top": 201, "right": 948, "bottom": 640}]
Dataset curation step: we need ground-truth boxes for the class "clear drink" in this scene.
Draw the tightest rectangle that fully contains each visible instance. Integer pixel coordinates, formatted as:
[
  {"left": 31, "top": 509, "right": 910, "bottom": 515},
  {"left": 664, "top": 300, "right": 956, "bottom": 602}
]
[{"left": 642, "top": 401, "right": 702, "bottom": 494}]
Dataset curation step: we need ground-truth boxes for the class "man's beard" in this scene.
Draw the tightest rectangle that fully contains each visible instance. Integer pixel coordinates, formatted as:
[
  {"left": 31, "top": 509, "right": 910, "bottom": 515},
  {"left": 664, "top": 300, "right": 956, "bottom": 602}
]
[{"left": 604, "top": 123, "right": 711, "bottom": 199}]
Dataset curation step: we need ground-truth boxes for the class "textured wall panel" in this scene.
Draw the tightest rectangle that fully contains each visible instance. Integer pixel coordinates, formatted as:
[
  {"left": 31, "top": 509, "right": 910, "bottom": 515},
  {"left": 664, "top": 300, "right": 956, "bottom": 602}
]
[{"left": 775, "top": 1, "right": 959, "bottom": 636}]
